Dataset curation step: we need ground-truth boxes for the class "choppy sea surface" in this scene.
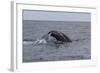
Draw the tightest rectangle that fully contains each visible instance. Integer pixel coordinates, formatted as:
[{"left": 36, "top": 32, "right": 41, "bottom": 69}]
[{"left": 23, "top": 20, "right": 91, "bottom": 62}]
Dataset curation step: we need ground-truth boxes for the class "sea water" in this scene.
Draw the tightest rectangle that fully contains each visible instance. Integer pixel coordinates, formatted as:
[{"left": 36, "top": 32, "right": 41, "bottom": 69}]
[{"left": 23, "top": 20, "right": 91, "bottom": 62}]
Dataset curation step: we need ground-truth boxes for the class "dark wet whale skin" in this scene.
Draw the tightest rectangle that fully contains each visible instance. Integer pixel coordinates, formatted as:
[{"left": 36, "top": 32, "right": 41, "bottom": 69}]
[{"left": 48, "top": 31, "right": 72, "bottom": 43}]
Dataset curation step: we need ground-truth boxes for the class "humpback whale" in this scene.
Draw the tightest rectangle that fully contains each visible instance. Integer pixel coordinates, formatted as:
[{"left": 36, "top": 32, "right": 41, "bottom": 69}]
[
  {"left": 31, "top": 30, "right": 72, "bottom": 47},
  {"left": 48, "top": 30, "right": 72, "bottom": 44}
]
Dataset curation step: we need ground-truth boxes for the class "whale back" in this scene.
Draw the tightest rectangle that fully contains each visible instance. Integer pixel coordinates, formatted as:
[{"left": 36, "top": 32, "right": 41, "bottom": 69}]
[{"left": 48, "top": 31, "right": 72, "bottom": 42}]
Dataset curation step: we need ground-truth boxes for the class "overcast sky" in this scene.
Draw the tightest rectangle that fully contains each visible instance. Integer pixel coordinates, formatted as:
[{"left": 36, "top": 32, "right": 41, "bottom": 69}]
[{"left": 23, "top": 10, "right": 91, "bottom": 22}]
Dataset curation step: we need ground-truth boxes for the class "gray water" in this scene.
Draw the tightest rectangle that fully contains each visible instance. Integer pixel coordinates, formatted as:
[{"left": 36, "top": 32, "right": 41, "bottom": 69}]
[{"left": 23, "top": 20, "right": 91, "bottom": 62}]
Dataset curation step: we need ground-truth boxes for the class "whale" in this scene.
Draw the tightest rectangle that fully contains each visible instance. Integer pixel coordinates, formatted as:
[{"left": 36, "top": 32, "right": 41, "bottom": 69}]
[
  {"left": 23, "top": 30, "right": 72, "bottom": 47},
  {"left": 48, "top": 30, "right": 72, "bottom": 44}
]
